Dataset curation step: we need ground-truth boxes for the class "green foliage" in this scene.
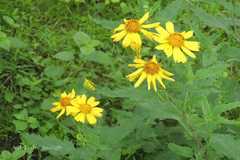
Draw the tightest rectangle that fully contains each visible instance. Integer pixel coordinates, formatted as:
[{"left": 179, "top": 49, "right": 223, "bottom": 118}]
[{"left": 0, "top": 0, "right": 240, "bottom": 160}]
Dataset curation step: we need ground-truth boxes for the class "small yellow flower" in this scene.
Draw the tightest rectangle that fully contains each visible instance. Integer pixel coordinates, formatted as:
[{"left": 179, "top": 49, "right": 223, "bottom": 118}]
[
  {"left": 154, "top": 21, "right": 200, "bottom": 63},
  {"left": 111, "top": 12, "right": 160, "bottom": 54},
  {"left": 50, "top": 90, "right": 76, "bottom": 118},
  {"left": 83, "top": 78, "right": 96, "bottom": 91},
  {"left": 127, "top": 55, "right": 174, "bottom": 91},
  {"left": 66, "top": 95, "right": 103, "bottom": 125}
]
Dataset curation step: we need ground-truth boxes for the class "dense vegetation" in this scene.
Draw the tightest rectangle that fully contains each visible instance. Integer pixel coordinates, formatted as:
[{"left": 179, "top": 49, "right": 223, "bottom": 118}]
[{"left": 0, "top": 0, "right": 240, "bottom": 160}]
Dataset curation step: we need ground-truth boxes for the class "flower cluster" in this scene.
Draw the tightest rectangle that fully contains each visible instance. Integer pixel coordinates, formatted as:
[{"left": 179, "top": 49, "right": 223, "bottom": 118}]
[
  {"left": 50, "top": 89, "right": 103, "bottom": 125},
  {"left": 112, "top": 12, "right": 200, "bottom": 91}
]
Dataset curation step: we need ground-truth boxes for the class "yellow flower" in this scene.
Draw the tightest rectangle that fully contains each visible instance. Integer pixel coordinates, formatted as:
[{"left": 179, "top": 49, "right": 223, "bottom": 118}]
[
  {"left": 111, "top": 12, "right": 160, "bottom": 54},
  {"left": 154, "top": 21, "right": 200, "bottom": 63},
  {"left": 83, "top": 78, "right": 96, "bottom": 91},
  {"left": 50, "top": 89, "right": 76, "bottom": 119},
  {"left": 127, "top": 55, "right": 174, "bottom": 91},
  {"left": 66, "top": 95, "right": 103, "bottom": 125}
]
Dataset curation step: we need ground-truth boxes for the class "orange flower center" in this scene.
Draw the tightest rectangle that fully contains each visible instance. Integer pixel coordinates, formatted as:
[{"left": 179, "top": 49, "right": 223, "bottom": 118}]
[
  {"left": 144, "top": 61, "right": 160, "bottom": 75},
  {"left": 125, "top": 20, "right": 140, "bottom": 32},
  {"left": 168, "top": 33, "right": 184, "bottom": 47},
  {"left": 60, "top": 97, "right": 71, "bottom": 106},
  {"left": 79, "top": 104, "right": 92, "bottom": 114}
]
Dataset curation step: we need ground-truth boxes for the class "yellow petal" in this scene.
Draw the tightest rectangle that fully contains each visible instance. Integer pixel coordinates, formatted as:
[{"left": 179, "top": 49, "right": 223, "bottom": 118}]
[
  {"left": 157, "top": 76, "right": 166, "bottom": 89},
  {"left": 181, "top": 31, "right": 193, "bottom": 39},
  {"left": 81, "top": 95, "right": 87, "bottom": 104},
  {"left": 166, "top": 21, "right": 174, "bottom": 33},
  {"left": 173, "top": 47, "right": 187, "bottom": 63},
  {"left": 160, "top": 72, "right": 175, "bottom": 81},
  {"left": 87, "top": 97, "right": 100, "bottom": 107},
  {"left": 61, "top": 92, "right": 67, "bottom": 98},
  {"left": 69, "top": 89, "right": 75, "bottom": 99},
  {"left": 113, "top": 24, "right": 125, "bottom": 33},
  {"left": 141, "top": 22, "right": 160, "bottom": 29},
  {"left": 86, "top": 114, "right": 97, "bottom": 125},
  {"left": 147, "top": 75, "right": 152, "bottom": 90},
  {"left": 153, "top": 35, "right": 168, "bottom": 43},
  {"left": 140, "top": 29, "right": 155, "bottom": 40},
  {"left": 56, "top": 109, "right": 65, "bottom": 119},
  {"left": 50, "top": 106, "right": 61, "bottom": 112},
  {"left": 184, "top": 41, "right": 200, "bottom": 51},
  {"left": 138, "top": 12, "right": 149, "bottom": 24},
  {"left": 127, "top": 68, "right": 144, "bottom": 81},
  {"left": 152, "top": 75, "right": 157, "bottom": 92},
  {"left": 134, "top": 72, "right": 147, "bottom": 88},
  {"left": 74, "top": 113, "right": 85, "bottom": 123},
  {"left": 163, "top": 43, "right": 173, "bottom": 57},
  {"left": 155, "top": 26, "right": 169, "bottom": 38},
  {"left": 122, "top": 33, "right": 132, "bottom": 48},
  {"left": 181, "top": 46, "right": 196, "bottom": 58},
  {"left": 134, "top": 58, "right": 146, "bottom": 64},
  {"left": 66, "top": 106, "right": 80, "bottom": 116},
  {"left": 161, "top": 69, "right": 174, "bottom": 76},
  {"left": 131, "top": 33, "right": 142, "bottom": 48},
  {"left": 112, "top": 31, "right": 127, "bottom": 42},
  {"left": 91, "top": 107, "right": 103, "bottom": 117}
]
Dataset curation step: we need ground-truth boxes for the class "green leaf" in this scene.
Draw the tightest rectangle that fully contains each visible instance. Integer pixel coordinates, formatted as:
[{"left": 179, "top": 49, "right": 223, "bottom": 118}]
[
  {"left": 154, "top": 0, "right": 186, "bottom": 23},
  {"left": 2, "top": 16, "right": 20, "bottom": 28},
  {"left": 44, "top": 65, "right": 65, "bottom": 79},
  {"left": 210, "top": 134, "right": 240, "bottom": 160},
  {"left": 22, "top": 134, "right": 75, "bottom": 156},
  {"left": 4, "top": 90, "right": 14, "bottom": 102},
  {"left": 213, "top": 101, "right": 240, "bottom": 115},
  {"left": 168, "top": 143, "right": 193, "bottom": 158},
  {"left": 0, "top": 31, "right": 10, "bottom": 51},
  {"left": 73, "top": 31, "right": 91, "bottom": 46},
  {"left": 13, "top": 120, "right": 28, "bottom": 131},
  {"left": 84, "top": 51, "right": 113, "bottom": 65},
  {"left": 54, "top": 51, "right": 74, "bottom": 61}
]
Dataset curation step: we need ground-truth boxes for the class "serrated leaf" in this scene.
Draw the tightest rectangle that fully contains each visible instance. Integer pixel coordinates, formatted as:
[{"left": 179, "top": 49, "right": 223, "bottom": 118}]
[{"left": 54, "top": 51, "right": 74, "bottom": 61}]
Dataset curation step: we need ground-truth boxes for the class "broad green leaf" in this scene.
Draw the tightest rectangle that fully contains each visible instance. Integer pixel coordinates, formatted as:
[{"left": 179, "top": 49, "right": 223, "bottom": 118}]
[
  {"left": 73, "top": 31, "right": 91, "bottom": 46},
  {"left": 54, "top": 51, "right": 74, "bottom": 61},
  {"left": 0, "top": 31, "right": 10, "bottom": 51},
  {"left": 84, "top": 51, "right": 113, "bottom": 65},
  {"left": 168, "top": 143, "right": 193, "bottom": 158},
  {"left": 22, "top": 134, "right": 75, "bottom": 156},
  {"left": 210, "top": 134, "right": 240, "bottom": 160},
  {"left": 2, "top": 16, "right": 20, "bottom": 28},
  {"left": 154, "top": 0, "right": 186, "bottom": 23},
  {"left": 91, "top": 17, "right": 119, "bottom": 30},
  {"left": 44, "top": 65, "right": 65, "bottom": 79},
  {"left": 13, "top": 120, "right": 28, "bottom": 131},
  {"left": 213, "top": 101, "right": 240, "bottom": 115}
]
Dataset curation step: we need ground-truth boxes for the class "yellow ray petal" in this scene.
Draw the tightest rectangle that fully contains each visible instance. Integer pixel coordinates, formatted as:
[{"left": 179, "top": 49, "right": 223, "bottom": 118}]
[
  {"left": 66, "top": 106, "right": 80, "bottom": 116},
  {"left": 163, "top": 43, "right": 173, "bottom": 57},
  {"left": 139, "top": 12, "right": 149, "bottom": 24},
  {"left": 134, "top": 58, "right": 146, "bottom": 64},
  {"left": 153, "top": 35, "right": 168, "bottom": 43},
  {"left": 181, "top": 46, "right": 196, "bottom": 58},
  {"left": 75, "top": 113, "right": 85, "bottom": 123},
  {"left": 147, "top": 75, "right": 152, "bottom": 90},
  {"left": 87, "top": 114, "right": 97, "bottom": 125},
  {"left": 112, "top": 31, "right": 127, "bottom": 42},
  {"left": 122, "top": 33, "right": 132, "bottom": 48},
  {"left": 157, "top": 76, "right": 166, "bottom": 89},
  {"left": 81, "top": 95, "right": 87, "bottom": 104},
  {"left": 56, "top": 109, "right": 65, "bottom": 119},
  {"left": 134, "top": 72, "right": 147, "bottom": 88},
  {"left": 155, "top": 26, "right": 169, "bottom": 38},
  {"left": 161, "top": 69, "right": 174, "bottom": 76},
  {"left": 181, "top": 31, "right": 193, "bottom": 39},
  {"left": 184, "top": 41, "right": 200, "bottom": 51},
  {"left": 113, "top": 24, "right": 125, "bottom": 33},
  {"left": 166, "top": 21, "right": 174, "bottom": 33},
  {"left": 87, "top": 97, "right": 100, "bottom": 107},
  {"left": 130, "top": 33, "right": 142, "bottom": 48},
  {"left": 50, "top": 106, "right": 62, "bottom": 112},
  {"left": 141, "top": 22, "right": 160, "bottom": 29},
  {"left": 127, "top": 68, "right": 144, "bottom": 81},
  {"left": 152, "top": 75, "right": 157, "bottom": 92},
  {"left": 140, "top": 29, "right": 154, "bottom": 40},
  {"left": 91, "top": 107, "right": 103, "bottom": 117}
]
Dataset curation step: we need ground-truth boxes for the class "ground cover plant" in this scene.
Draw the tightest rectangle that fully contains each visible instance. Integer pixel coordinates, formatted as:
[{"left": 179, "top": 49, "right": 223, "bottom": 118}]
[{"left": 0, "top": 0, "right": 240, "bottom": 159}]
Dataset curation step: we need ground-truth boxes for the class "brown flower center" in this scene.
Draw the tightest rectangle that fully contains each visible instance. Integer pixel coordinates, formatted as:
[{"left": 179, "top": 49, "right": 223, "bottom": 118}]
[
  {"left": 79, "top": 104, "right": 92, "bottom": 114},
  {"left": 60, "top": 97, "right": 71, "bottom": 106},
  {"left": 125, "top": 20, "right": 140, "bottom": 32},
  {"left": 168, "top": 33, "right": 184, "bottom": 47},
  {"left": 144, "top": 61, "right": 160, "bottom": 75}
]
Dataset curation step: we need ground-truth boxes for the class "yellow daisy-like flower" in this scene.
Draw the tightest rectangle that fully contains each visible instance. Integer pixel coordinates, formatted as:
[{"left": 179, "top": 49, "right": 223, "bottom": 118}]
[
  {"left": 127, "top": 55, "right": 175, "bottom": 92},
  {"left": 111, "top": 12, "right": 160, "bottom": 54},
  {"left": 50, "top": 89, "right": 76, "bottom": 119},
  {"left": 83, "top": 78, "right": 96, "bottom": 91},
  {"left": 66, "top": 95, "right": 103, "bottom": 125},
  {"left": 154, "top": 21, "right": 200, "bottom": 63}
]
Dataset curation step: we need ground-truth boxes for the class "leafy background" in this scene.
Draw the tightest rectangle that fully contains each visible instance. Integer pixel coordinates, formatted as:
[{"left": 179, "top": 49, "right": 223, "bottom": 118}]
[{"left": 0, "top": 0, "right": 240, "bottom": 159}]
